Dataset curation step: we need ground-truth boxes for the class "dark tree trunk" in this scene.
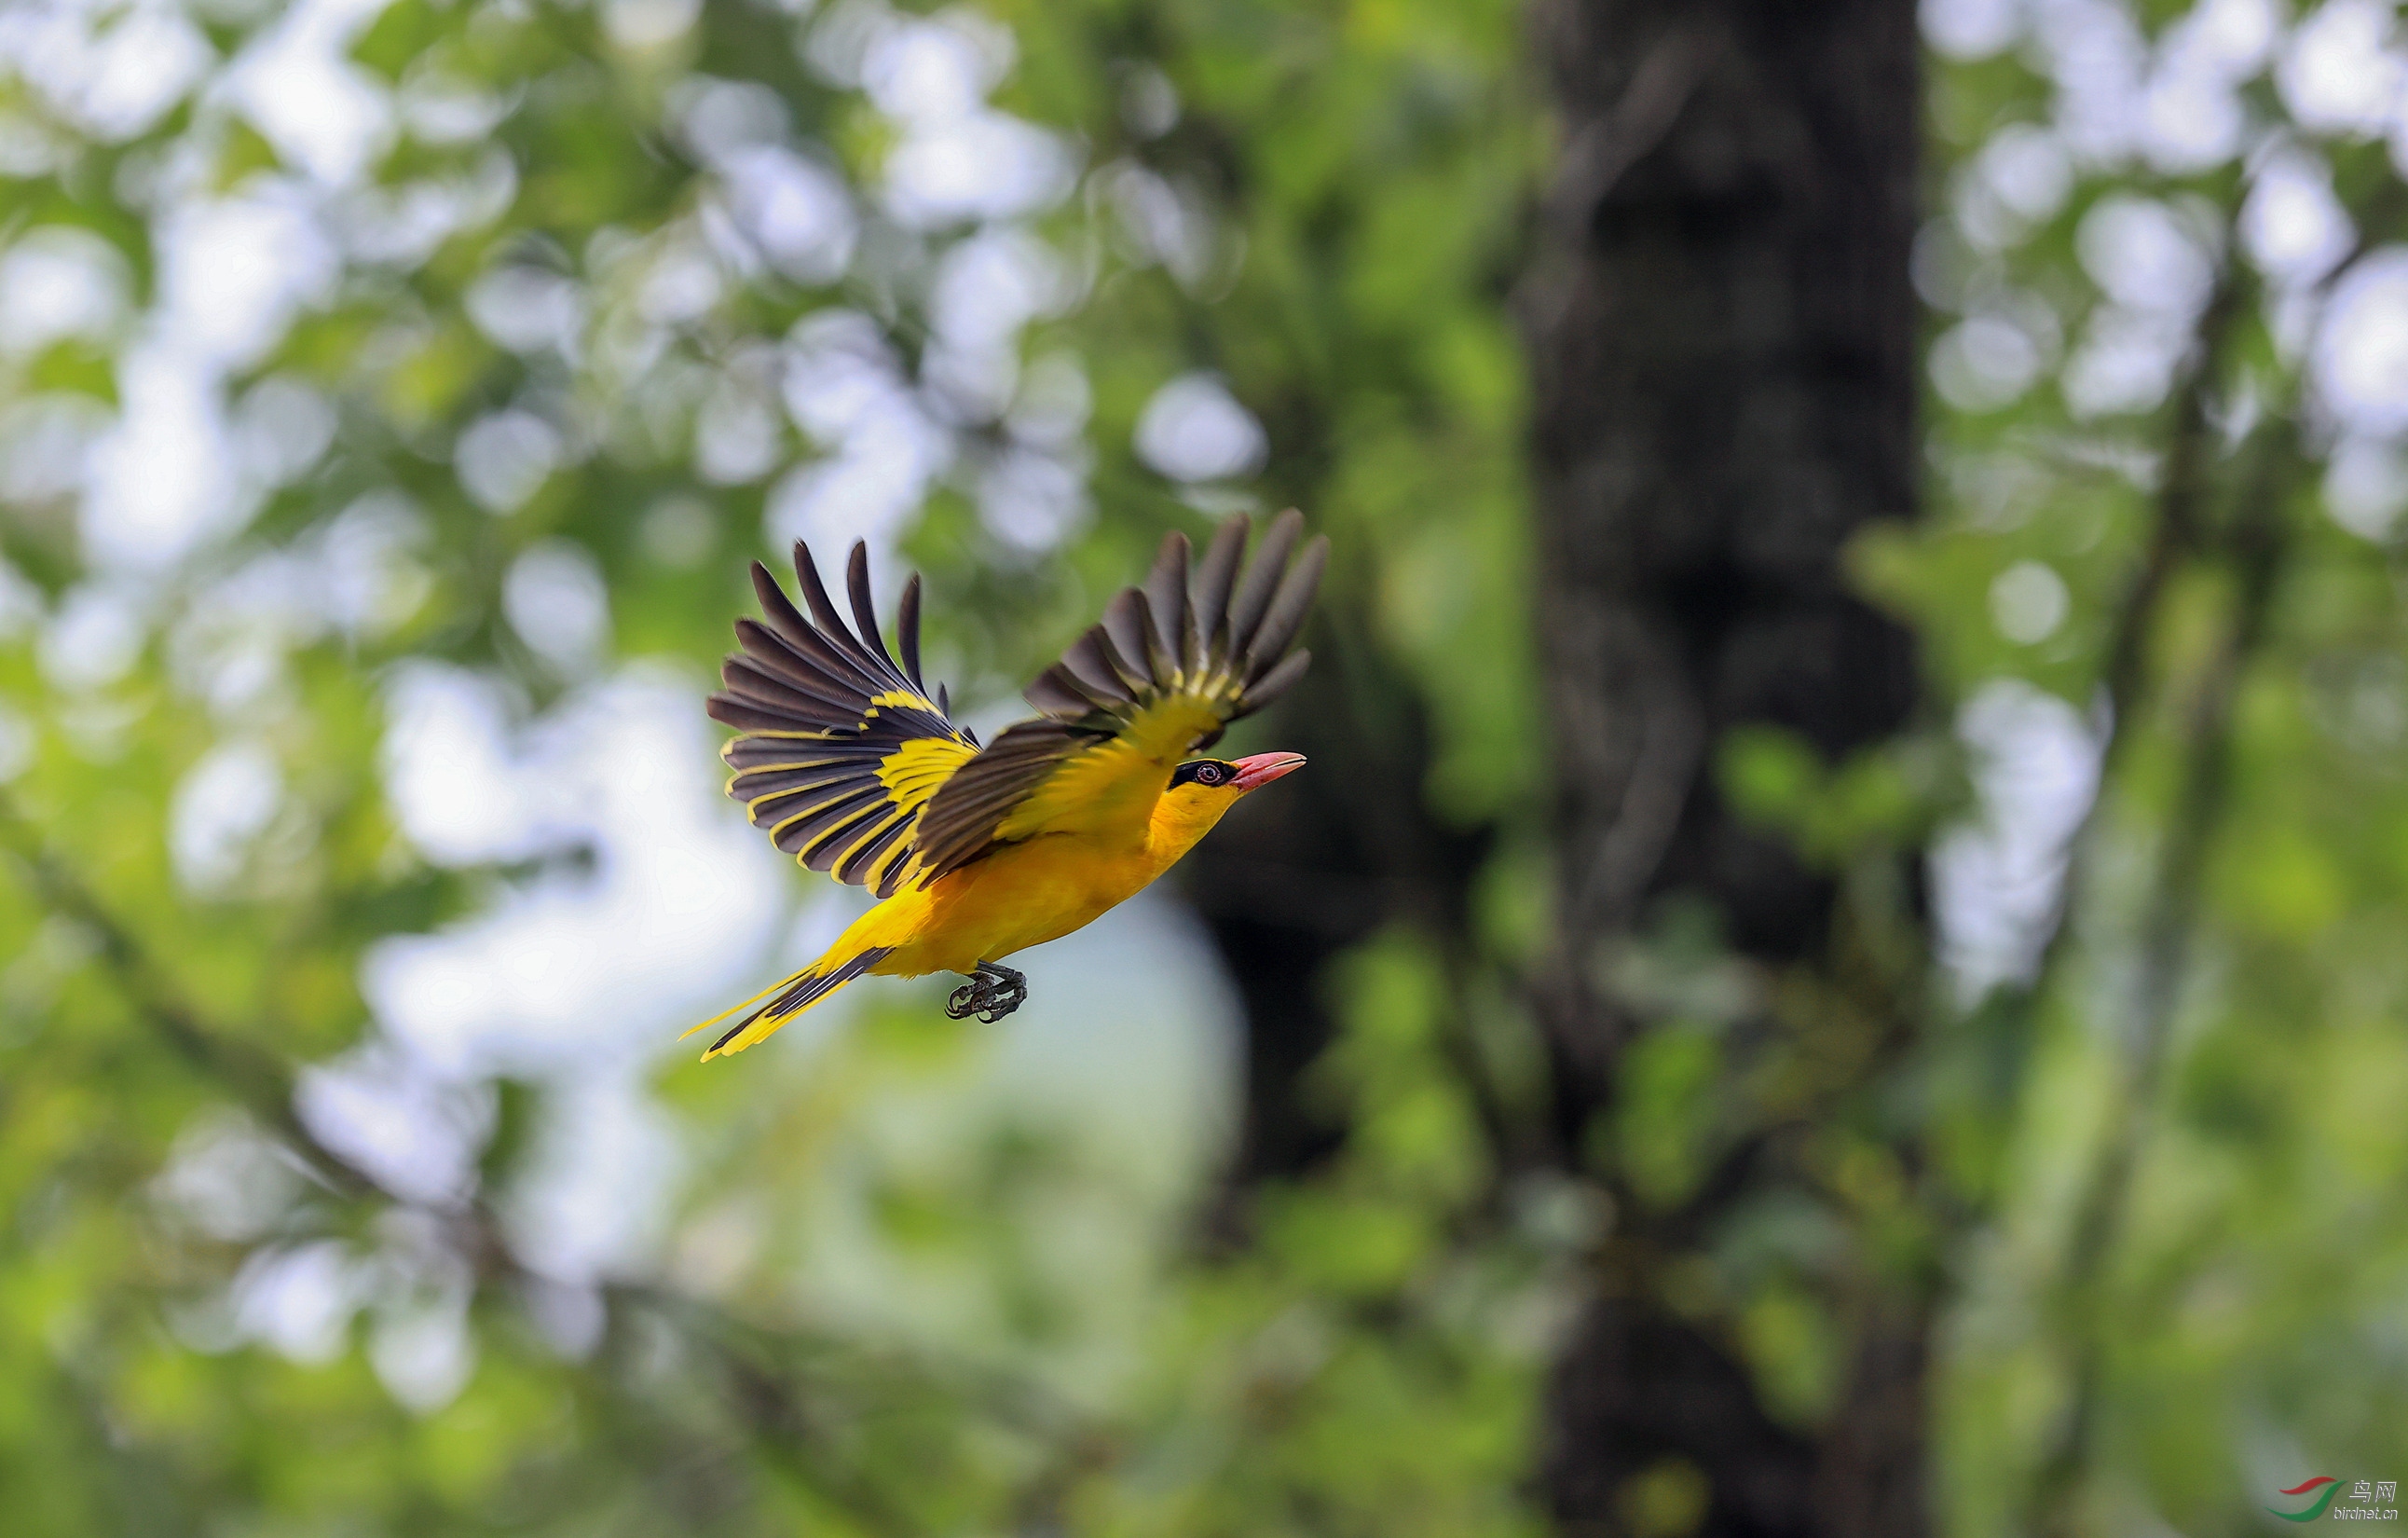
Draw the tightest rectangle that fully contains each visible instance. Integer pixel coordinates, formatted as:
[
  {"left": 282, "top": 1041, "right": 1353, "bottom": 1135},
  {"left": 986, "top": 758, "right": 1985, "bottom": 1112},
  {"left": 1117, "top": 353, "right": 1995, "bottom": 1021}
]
[{"left": 1521, "top": 0, "right": 1927, "bottom": 1533}]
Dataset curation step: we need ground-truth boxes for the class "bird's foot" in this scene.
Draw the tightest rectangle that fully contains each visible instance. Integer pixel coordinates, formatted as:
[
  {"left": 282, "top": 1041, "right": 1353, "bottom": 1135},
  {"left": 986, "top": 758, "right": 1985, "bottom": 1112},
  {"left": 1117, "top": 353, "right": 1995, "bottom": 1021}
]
[
  {"left": 981, "top": 963, "right": 1027, "bottom": 1020},
  {"left": 943, "top": 962, "right": 1028, "bottom": 1023}
]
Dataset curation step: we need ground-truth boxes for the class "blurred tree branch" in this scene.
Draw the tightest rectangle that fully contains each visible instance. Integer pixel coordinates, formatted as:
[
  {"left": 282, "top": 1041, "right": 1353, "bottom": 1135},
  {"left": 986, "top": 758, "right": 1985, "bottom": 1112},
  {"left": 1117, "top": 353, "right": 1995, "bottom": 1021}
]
[
  {"left": 0, "top": 793, "right": 379, "bottom": 1203},
  {"left": 2024, "top": 175, "right": 2408, "bottom": 1535},
  {"left": 0, "top": 790, "right": 1100, "bottom": 1532}
]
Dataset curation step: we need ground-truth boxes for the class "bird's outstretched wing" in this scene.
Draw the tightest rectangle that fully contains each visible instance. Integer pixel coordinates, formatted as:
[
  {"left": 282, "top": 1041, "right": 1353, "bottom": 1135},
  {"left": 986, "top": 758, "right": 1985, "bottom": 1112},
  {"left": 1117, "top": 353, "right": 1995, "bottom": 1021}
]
[
  {"left": 706, "top": 541, "right": 978, "bottom": 898},
  {"left": 911, "top": 509, "right": 1327, "bottom": 879}
]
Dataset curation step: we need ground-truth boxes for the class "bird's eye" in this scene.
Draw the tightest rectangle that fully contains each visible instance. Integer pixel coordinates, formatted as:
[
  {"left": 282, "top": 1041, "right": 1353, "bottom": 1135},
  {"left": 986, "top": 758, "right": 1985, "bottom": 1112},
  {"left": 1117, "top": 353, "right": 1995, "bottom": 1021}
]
[{"left": 1196, "top": 763, "right": 1225, "bottom": 785}]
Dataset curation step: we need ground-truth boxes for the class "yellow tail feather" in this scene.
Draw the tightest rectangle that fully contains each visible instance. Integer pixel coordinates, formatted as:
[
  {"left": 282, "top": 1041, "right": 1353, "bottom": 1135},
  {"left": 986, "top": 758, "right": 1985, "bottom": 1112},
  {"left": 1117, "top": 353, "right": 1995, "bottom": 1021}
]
[
  {"left": 684, "top": 943, "right": 894, "bottom": 1062},
  {"left": 680, "top": 969, "right": 803, "bottom": 1042}
]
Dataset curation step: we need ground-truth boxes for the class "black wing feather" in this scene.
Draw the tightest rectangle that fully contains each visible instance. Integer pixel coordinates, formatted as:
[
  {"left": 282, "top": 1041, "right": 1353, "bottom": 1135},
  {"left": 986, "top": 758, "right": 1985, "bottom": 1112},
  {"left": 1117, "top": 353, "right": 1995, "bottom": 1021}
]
[
  {"left": 1243, "top": 533, "right": 1329, "bottom": 681},
  {"left": 1142, "top": 532, "right": 1192, "bottom": 671},
  {"left": 846, "top": 542, "right": 903, "bottom": 675},
  {"left": 1191, "top": 516, "right": 1248, "bottom": 660},
  {"left": 708, "top": 541, "right": 978, "bottom": 898},
  {"left": 897, "top": 573, "right": 924, "bottom": 689},
  {"left": 1226, "top": 507, "right": 1303, "bottom": 655}
]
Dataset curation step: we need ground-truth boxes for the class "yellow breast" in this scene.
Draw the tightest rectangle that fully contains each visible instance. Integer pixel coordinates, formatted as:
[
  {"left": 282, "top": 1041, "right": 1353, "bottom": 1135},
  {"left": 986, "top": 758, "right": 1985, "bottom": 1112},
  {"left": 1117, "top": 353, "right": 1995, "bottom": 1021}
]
[
  {"left": 858, "top": 833, "right": 1149, "bottom": 976},
  {"left": 855, "top": 780, "right": 1243, "bottom": 980}
]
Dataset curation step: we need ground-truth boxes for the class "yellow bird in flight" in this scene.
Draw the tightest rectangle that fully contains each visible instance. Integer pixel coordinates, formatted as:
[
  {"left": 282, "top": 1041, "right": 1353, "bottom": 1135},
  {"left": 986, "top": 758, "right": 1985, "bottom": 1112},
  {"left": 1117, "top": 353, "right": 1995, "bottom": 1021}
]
[{"left": 688, "top": 511, "right": 1327, "bottom": 1060}]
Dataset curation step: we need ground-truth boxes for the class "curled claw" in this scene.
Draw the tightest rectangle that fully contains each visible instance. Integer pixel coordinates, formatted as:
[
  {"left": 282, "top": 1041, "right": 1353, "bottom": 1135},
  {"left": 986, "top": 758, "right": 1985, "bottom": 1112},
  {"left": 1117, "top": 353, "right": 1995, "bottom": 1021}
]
[{"left": 942, "top": 962, "right": 1029, "bottom": 1023}]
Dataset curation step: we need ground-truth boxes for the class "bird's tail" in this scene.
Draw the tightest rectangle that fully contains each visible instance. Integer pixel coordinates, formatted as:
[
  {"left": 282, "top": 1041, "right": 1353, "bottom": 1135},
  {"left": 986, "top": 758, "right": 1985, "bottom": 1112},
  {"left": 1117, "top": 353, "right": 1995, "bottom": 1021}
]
[{"left": 683, "top": 944, "right": 895, "bottom": 1061}]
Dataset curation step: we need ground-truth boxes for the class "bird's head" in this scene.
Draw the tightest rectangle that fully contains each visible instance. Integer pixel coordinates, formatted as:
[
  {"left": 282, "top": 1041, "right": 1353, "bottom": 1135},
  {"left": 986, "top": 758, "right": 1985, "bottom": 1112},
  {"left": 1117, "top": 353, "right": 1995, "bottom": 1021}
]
[{"left": 1152, "top": 752, "right": 1307, "bottom": 850}]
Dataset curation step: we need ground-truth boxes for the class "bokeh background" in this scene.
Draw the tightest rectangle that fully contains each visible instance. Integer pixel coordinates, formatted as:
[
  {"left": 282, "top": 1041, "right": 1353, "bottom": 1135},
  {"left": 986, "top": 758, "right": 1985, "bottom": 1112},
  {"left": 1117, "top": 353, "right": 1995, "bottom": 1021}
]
[{"left": 5, "top": 0, "right": 2408, "bottom": 1532}]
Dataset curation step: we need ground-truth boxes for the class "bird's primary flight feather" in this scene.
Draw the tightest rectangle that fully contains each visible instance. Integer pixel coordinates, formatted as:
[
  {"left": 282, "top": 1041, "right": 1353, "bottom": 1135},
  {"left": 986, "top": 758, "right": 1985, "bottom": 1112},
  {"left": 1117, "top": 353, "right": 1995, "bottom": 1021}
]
[
  {"left": 691, "top": 511, "right": 1326, "bottom": 1060},
  {"left": 709, "top": 541, "right": 978, "bottom": 896}
]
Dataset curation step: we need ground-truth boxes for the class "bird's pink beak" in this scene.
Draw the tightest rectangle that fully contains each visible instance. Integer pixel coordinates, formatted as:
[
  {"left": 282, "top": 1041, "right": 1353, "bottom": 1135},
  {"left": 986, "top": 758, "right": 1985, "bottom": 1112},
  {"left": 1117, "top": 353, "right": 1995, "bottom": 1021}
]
[{"left": 1230, "top": 752, "right": 1307, "bottom": 791}]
